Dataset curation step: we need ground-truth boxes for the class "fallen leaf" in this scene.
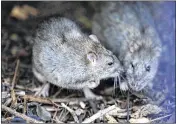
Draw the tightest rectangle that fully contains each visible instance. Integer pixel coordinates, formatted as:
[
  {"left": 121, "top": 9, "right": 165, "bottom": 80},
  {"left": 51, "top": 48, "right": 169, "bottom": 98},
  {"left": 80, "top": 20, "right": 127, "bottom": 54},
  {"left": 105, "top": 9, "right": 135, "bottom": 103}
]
[
  {"left": 36, "top": 105, "right": 51, "bottom": 121},
  {"left": 10, "top": 5, "right": 39, "bottom": 20},
  {"left": 129, "top": 117, "right": 150, "bottom": 123},
  {"left": 105, "top": 114, "right": 118, "bottom": 123},
  {"left": 131, "top": 104, "right": 162, "bottom": 118}
]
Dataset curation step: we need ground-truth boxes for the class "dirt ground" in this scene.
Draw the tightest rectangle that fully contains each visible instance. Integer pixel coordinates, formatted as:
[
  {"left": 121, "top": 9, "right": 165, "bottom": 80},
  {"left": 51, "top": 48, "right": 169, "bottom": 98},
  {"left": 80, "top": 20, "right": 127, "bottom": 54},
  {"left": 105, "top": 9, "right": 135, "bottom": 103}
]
[{"left": 1, "top": 1, "right": 175, "bottom": 123}]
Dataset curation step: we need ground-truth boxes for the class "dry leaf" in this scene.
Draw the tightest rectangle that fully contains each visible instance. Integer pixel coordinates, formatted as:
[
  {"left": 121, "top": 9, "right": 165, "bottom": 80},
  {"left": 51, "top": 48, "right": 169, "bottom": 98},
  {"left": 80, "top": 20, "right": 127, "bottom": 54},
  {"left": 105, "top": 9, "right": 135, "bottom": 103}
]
[
  {"left": 105, "top": 114, "right": 118, "bottom": 123},
  {"left": 10, "top": 5, "right": 39, "bottom": 20},
  {"left": 108, "top": 106, "right": 126, "bottom": 116},
  {"left": 131, "top": 104, "right": 162, "bottom": 118},
  {"left": 129, "top": 117, "right": 150, "bottom": 123},
  {"left": 36, "top": 105, "right": 51, "bottom": 121}
]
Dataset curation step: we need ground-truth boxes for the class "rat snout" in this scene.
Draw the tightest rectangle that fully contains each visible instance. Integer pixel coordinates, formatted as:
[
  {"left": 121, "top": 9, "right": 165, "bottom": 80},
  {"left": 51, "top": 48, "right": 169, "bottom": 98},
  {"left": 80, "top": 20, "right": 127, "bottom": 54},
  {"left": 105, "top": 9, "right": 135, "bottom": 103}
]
[
  {"left": 114, "top": 62, "right": 124, "bottom": 75},
  {"left": 112, "top": 67, "right": 123, "bottom": 77},
  {"left": 120, "top": 71, "right": 126, "bottom": 79}
]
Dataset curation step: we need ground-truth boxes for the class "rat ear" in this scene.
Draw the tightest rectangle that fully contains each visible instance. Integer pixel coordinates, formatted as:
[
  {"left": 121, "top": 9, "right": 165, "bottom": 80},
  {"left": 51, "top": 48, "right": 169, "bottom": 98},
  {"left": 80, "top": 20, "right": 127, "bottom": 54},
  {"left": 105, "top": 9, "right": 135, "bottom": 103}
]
[
  {"left": 87, "top": 52, "right": 97, "bottom": 65},
  {"left": 89, "top": 34, "right": 100, "bottom": 43}
]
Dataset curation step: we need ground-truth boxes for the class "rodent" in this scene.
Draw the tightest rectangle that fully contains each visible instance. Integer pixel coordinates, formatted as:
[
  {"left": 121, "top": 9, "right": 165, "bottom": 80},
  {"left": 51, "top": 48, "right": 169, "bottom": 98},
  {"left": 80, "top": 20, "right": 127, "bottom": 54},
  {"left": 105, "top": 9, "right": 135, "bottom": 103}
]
[
  {"left": 32, "top": 17, "right": 123, "bottom": 98},
  {"left": 92, "top": 2, "right": 162, "bottom": 91}
]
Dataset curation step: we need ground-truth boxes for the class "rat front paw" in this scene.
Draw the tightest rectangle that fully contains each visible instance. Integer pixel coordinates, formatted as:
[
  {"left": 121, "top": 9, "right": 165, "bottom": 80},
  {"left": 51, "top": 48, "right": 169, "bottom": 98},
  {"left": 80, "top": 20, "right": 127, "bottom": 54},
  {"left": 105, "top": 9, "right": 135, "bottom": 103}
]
[
  {"left": 87, "top": 80, "right": 100, "bottom": 89},
  {"left": 89, "top": 94, "right": 103, "bottom": 100},
  {"left": 119, "top": 82, "right": 128, "bottom": 91},
  {"left": 83, "top": 87, "right": 103, "bottom": 100}
]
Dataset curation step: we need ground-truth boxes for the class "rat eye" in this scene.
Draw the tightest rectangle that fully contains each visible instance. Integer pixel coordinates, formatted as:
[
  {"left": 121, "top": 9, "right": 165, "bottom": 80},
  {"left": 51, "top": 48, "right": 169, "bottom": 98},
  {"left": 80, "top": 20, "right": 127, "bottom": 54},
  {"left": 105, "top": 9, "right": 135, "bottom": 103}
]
[
  {"left": 146, "top": 65, "right": 151, "bottom": 72},
  {"left": 108, "top": 62, "right": 114, "bottom": 66}
]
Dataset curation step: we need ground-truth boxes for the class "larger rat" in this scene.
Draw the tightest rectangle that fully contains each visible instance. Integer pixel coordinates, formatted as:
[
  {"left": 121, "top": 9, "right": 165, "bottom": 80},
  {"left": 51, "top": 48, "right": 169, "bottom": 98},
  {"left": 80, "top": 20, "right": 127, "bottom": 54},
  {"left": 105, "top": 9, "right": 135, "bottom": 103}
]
[
  {"left": 92, "top": 2, "right": 162, "bottom": 91},
  {"left": 32, "top": 17, "right": 123, "bottom": 99}
]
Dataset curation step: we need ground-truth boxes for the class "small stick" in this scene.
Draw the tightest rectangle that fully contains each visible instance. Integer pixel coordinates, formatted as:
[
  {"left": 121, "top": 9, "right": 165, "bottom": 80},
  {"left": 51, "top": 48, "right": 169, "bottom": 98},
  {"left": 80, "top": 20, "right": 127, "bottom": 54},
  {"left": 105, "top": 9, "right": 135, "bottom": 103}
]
[
  {"left": 23, "top": 98, "right": 27, "bottom": 114},
  {"left": 24, "top": 95, "right": 61, "bottom": 109},
  {"left": 150, "top": 114, "right": 172, "bottom": 122},
  {"left": 2, "top": 105, "right": 43, "bottom": 123},
  {"left": 52, "top": 97, "right": 90, "bottom": 103},
  {"left": 10, "top": 89, "right": 17, "bottom": 107},
  {"left": 82, "top": 105, "right": 116, "bottom": 123},
  {"left": 127, "top": 90, "right": 130, "bottom": 121},
  {"left": 23, "top": 95, "right": 53, "bottom": 104},
  {"left": 10, "top": 59, "right": 20, "bottom": 107},
  {"left": 88, "top": 101, "right": 100, "bottom": 123},
  {"left": 52, "top": 109, "right": 58, "bottom": 122},
  {"left": 22, "top": 95, "right": 96, "bottom": 104},
  {"left": 53, "top": 88, "right": 63, "bottom": 98},
  {"left": 61, "top": 103, "right": 79, "bottom": 123},
  {"left": 11, "top": 59, "right": 20, "bottom": 89}
]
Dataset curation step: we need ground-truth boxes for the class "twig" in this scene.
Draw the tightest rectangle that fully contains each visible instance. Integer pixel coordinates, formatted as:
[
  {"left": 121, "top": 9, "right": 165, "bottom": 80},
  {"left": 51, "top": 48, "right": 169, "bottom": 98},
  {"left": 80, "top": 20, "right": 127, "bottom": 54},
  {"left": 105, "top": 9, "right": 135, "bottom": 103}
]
[
  {"left": 23, "top": 97, "right": 27, "bottom": 114},
  {"left": 52, "top": 118, "right": 64, "bottom": 123},
  {"left": 10, "top": 89, "right": 17, "bottom": 107},
  {"left": 82, "top": 105, "right": 116, "bottom": 123},
  {"left": 58, "top": 107, "right": 66, "bottom": 121},
  {"left": 22, "top": 94, "right": 97, "bottom": 104},
  {"left": 52, "top": 109, "right": 58, "bottom": 122},
  {"left": 10, "top": 59, "right": 20, "bottom": 107},
  {"left": 2, "top": 105, "right": 43, "bottom": 123},
  {"left": 11, "top": 59, "right": 20, "bottom": 89},
  {"left": 89, "top": 101, "right": 100, "bottom": 123},
  {"left": 53, "top": 88, "right": 63, "bottom": 98},
  {"left": 52, "top": 97, "right": 91, "bottom": 103},
  {"left": 61, "top": 103, "right": 79, "bottom": 123},
  {"left": 127, "top": 90, "right": 130, "bottom": 121},
  {"left": 14, "top": 84, "right": 37, "bottom": 91},
  {"left": 24, "top": 95, "right": 61, "bottom": 110},
  {"left": 23, "top": 95, "right": 54, "bottom": 104},
  {"left": 150, "top": 114, "right": 172, "bottom": 122}
]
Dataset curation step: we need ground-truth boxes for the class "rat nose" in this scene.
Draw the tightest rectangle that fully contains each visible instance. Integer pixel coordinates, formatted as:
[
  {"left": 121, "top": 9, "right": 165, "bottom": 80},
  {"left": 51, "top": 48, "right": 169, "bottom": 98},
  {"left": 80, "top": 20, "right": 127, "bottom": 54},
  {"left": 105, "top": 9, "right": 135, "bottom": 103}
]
[
  {"left": 121, "top": 71, "right": 126, "bottom": 77},
  {"left": 131, "top": 82, "right": 135, "bottom": 87}
]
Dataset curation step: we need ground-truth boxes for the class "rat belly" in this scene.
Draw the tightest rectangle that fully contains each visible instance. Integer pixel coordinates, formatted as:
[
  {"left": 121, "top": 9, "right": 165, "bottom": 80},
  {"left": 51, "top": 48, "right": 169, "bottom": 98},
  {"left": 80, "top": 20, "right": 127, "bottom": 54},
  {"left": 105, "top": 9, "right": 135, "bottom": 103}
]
[{"left": 43, "top": 70, "right": 100, "bottom": 90}]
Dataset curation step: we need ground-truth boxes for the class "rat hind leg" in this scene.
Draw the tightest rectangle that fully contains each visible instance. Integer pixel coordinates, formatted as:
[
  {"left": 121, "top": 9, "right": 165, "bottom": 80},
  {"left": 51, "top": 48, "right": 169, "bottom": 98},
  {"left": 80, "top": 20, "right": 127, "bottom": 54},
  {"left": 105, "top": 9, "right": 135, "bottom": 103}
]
[
  {"left": 32, "top": 67, "right": 46, "bottom": 83},
  {"left": 32, "top": 67, "right": 50, "bottom": 97},
  {"left": 33, "top": 83, "right": 50, "bottom": 97}
]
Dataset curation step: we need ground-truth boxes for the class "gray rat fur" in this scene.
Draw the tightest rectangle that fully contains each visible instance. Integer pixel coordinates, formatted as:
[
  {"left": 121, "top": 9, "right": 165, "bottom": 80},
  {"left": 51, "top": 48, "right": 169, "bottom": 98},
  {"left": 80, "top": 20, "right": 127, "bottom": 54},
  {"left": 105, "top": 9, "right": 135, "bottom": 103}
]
[
  {"left": 92, "top": 2, "right": 162, "bottom": 91},
  {"left": 32, "top": 17, "right": 123, "bottom": 98}
]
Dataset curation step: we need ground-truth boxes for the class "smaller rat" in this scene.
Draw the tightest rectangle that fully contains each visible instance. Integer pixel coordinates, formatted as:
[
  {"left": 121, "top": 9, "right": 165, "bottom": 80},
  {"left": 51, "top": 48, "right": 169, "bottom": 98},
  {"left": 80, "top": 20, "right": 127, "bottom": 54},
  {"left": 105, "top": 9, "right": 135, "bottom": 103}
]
[
  {"left": 92, "top": 2, "right": 162, "bottom": 92},
  {"left": 32, "top": 17, "right": 123, "bottom": 99}
]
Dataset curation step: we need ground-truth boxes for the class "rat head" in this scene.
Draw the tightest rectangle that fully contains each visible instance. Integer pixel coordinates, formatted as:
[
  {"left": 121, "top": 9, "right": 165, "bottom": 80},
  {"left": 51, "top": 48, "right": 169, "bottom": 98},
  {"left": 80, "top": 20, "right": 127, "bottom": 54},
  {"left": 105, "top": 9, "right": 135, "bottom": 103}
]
[
  {"left": 122, "top": 37, "right": 161, "bottom": 91},
  {"left": 86, "top": 35, "right": 123, "bottom": 80}
]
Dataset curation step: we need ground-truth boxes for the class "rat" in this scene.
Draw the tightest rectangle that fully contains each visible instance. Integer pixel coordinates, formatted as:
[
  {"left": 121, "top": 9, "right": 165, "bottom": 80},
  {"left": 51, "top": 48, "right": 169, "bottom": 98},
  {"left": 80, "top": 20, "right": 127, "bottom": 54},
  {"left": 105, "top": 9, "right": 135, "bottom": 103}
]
[
  {"left": 32, "top": 17, "right": 123, "bottom": 99},
  {"left": 92, "top": 2, "right": 162, "bottom": 92}
]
